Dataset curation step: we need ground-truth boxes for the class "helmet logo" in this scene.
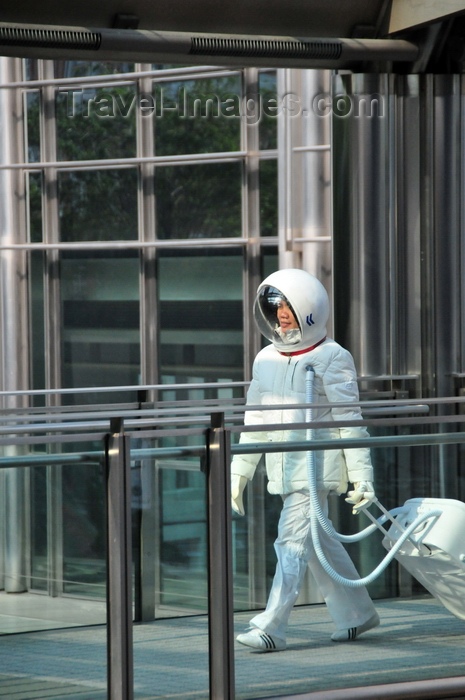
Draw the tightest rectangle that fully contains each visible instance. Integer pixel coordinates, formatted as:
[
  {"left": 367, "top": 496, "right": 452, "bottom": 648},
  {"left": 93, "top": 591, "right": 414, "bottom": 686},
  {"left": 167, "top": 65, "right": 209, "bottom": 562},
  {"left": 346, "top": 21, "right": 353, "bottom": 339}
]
[{"left": 306, "top": 314, "right": 315, "bottom": 326}]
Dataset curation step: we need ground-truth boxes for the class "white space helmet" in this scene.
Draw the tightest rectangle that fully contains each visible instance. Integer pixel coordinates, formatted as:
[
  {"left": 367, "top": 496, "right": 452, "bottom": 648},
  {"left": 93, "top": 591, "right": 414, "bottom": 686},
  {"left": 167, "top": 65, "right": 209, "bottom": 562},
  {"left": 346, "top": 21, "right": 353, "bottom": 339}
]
[{"left": 253, "top": 269, "right": 329, "bottom": 352}]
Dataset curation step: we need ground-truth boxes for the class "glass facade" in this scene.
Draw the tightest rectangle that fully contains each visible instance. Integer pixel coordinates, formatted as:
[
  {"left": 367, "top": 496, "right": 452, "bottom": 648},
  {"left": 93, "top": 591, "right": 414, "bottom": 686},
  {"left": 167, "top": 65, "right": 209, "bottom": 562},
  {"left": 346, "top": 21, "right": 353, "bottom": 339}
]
[{"left": 1, "top": 58, "right": 279, "bottom": 609}]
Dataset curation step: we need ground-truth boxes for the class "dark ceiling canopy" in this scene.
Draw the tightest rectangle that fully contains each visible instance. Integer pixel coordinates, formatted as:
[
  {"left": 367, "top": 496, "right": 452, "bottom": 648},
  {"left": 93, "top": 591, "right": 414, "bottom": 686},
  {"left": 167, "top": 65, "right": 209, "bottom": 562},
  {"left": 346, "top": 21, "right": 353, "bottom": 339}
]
[
  {"left": 0, "top": 0, "right": 390, "bottom": 38},
  {"left": 0, "top": 0, "right": 464, "bottom": 72}
]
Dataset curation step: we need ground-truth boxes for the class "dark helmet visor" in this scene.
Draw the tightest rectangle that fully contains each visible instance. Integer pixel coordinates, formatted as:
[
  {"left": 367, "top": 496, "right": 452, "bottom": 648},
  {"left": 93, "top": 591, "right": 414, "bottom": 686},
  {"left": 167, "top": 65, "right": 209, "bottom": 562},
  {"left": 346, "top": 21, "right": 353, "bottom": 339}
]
[{"left": 254, "top": 285, "right": 300, "bottom": 340}]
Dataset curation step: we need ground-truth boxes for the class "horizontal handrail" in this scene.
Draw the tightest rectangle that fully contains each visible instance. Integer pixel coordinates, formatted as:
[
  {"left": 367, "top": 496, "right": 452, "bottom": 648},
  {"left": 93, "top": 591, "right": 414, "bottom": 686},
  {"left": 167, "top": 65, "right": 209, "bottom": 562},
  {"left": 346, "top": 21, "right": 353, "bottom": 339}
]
[
  {"left": 0, "top": 380, "right": 248, "bottom": 397},
  {"left": 2, "top": 399, "right": 462, "bottom": 444},
  {"left": 0, "top": 452, "right": 103, "bottom": 468},
  {"left": 229, "top": 430, "right": 465, "bottom": 453},
  {"left": 5, "top": 397, "right": 465, "bottom": 447},
  {"left": 2, "top": 397, "right": 464, "bottom": 427},
  {"left": 362, "top": 404, "right": 429, "bottom": 415},
  {"left": 0, "top": 379, "right": 463, "bottom": 407},
  {"left": 2, "top": 429, "right": 465, "bottom": 469},
  {"left": 0, "top": 65, "right": 242, "bottom": 91},
  {"left": 0, "top": 400, "right": 431, "bottom": 423}
]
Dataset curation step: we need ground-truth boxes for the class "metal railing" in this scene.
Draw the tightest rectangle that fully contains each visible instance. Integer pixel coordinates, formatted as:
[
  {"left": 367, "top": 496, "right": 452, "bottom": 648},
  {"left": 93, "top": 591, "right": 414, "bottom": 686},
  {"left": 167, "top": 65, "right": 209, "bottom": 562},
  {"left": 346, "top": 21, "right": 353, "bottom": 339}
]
[{"left": 1, "top": 384, "right": 465, "bottom": 699}]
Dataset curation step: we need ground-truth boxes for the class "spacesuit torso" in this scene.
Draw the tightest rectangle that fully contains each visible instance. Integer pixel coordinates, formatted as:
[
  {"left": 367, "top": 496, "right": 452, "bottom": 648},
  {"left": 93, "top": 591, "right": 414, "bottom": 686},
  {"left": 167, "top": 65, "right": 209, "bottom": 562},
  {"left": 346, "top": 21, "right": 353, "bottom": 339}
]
[
  {"left": 236, "top": 338, "right": 373, "bottom": 495},
  {"left": 231, "top": 268, "right": 373, "bottom": 496}
]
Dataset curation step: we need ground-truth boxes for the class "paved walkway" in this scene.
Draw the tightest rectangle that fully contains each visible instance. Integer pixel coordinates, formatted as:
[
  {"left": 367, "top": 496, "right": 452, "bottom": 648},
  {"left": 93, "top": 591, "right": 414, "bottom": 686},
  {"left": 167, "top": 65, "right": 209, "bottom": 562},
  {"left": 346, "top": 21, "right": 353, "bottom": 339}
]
[{"left": 0, "top": 597, "right": 464, "bottom": 699}]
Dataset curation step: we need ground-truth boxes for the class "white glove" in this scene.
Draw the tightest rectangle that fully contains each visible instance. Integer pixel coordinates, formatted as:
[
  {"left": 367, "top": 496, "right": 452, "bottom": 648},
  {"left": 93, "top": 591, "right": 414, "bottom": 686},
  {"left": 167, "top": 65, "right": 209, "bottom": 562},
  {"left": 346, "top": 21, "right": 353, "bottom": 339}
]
[
  {"left": 231, "top": 474, "right": 248, "bottom": 516},
  {"left": 345, "top": 481, "right": 376, "bottom": 511}
]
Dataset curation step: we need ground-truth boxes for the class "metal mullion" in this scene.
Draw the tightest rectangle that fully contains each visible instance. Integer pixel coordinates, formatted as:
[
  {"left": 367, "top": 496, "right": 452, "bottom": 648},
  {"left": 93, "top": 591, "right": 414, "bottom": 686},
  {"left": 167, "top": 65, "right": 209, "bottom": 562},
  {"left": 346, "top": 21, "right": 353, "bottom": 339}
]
[
  {"left": 242, "top": 67, "right": 262, "bottom": 378},
  {"left": 277, "top": 68, "right": 296, "bottom": 268},
  {"left": 39, "top": 60, "right": 62, "bottom": 394},
  {"left": 0, "top": 238, "right": 249, "bottom": 251},
  {"left": 0, "top": 149, "right": 249, "bottom": 172},
  {"left": 241, "top": 66, "right": 268, "bottom": 610},
  {"left": 39, "top": 59, "right": 64, "bottom": 598},
  {"left": 300, "top": 70, "right": 332, "bottom": 290},
  {"left": 419, "top": 74, "right": 436, "bottom": 400},
  {"left": 137, "top": 63, "right": 159, "bottom": 396},
  {"left": 136, "top": 63, "right": 159, "bottom": 622},
  {"left": 0, "top": 65, "right": 239, "bottom": 92},
  {"left": 462, "top": 75, "right": 465, "bottom": 374},
  {"left": 0, "top": 56, "right": 30, "bottom": 594}
]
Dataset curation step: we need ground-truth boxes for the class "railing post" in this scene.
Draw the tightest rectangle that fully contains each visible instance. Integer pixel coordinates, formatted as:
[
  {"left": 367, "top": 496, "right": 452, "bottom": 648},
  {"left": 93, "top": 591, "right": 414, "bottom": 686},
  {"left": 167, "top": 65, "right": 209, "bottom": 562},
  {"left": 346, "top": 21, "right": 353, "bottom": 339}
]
[
  {"left": 105, "top": 417, "right": 134, "bottom": 700},
  {"left": 206, "top": 412, "right": 235, "bottom": 700}
]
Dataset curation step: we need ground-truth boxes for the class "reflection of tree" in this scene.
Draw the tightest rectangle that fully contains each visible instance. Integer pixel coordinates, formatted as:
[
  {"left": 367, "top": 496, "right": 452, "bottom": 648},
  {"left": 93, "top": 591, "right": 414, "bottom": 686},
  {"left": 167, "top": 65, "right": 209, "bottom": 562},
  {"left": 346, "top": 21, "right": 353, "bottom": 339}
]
[
  {"left": 54, "top": 85, "right": 138, "bottom": 242},
  {"left": 154, "top": 76, "right": 241, "bottom": 156},
  {"left": 153, "top": 75, "right": 277, "bottom": 238},
  {"left": 56, "top": 86, "right": 136, "bottom": 162},
  {"left": 154, "top": 76, "right": 242, "bottom": 238},
  {"left": 260, "top": 159, "right": 278, "bottom": 237},
  {"left": 26, "top": 92, "right": 43, "bottom": 243},
  {"left": 156, "top": 162, "right": 241, "bottom": 238},
  {"left": 58, "top": 169, "right": 138, "bottom": 242}
]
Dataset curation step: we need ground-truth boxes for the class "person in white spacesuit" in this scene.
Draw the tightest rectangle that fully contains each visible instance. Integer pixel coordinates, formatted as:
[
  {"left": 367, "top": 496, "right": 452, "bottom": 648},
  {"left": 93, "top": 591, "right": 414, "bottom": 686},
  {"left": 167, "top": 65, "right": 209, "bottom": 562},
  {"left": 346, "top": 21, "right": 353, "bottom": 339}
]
[{"left": 231, "top": 268, "right": 380, "bottom": 651}]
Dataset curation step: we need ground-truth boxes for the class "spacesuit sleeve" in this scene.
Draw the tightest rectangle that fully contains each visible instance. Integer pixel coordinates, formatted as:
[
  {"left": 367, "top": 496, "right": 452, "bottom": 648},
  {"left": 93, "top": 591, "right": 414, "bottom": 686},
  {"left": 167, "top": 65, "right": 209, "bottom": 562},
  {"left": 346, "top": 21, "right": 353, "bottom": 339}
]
[
  {"left": 322, "top": 348, "right": 374, "bottom": 484},
  {"left": 230, "top": 376, "right": 267, "bottom": 481}
]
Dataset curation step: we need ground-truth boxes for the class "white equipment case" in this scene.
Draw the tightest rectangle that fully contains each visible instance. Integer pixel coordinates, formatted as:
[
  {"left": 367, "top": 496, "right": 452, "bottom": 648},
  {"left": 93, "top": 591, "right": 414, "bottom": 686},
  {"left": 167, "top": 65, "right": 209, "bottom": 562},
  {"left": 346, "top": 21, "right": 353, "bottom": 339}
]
[{"left": 382, "top": 497, "right": 465, "bottom": 620}]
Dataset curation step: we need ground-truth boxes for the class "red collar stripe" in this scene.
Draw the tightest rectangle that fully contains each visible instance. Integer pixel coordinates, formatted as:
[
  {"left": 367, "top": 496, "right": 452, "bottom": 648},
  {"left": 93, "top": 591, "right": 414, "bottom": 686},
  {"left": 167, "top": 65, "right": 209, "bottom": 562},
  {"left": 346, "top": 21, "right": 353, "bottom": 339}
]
[{"left": 279, "top": 336, "right": 326, "bottom": 357}]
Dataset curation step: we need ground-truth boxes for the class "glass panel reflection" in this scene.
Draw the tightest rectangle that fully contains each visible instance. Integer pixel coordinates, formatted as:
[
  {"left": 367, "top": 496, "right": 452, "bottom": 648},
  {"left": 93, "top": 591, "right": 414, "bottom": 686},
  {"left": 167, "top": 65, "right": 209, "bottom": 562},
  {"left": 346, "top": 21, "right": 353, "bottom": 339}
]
[
  {"left": 154, "top": 74, "right": 242, "bottom": 156},
  {"left": 62, "top": 462, "right": 106, "bottom": 598},
  {"left": 131, "top": 437, "right": 208, "bottom": 617},
  {"left": 56, "top": 84, "right": 136, "bottom": 161},
  {"left": 28, "top": 172, "right": 43, "bottom": 243},
  {"left": 258, "top": 70, "right": 278, "bottom": 151},
  {"left": 159, "top": 460, "right": 208, "bottom": 612},
  {"left": 158, "top": 249, "right": 244, "bottom": 382},
  {"left": 259, "top": 159, "right": 278, "bottom": 237},
  {"left": 155, "top": 162, "right": 242, "bottom": 239},
  {"left": 26, "top": 90, "right": 40, "bottom": 164},
  {"left": 58, "top": 169, "right": 138, "bottom": 242},
  {"left": 61, "top": 251, "right": 140, "bottom": 399}
]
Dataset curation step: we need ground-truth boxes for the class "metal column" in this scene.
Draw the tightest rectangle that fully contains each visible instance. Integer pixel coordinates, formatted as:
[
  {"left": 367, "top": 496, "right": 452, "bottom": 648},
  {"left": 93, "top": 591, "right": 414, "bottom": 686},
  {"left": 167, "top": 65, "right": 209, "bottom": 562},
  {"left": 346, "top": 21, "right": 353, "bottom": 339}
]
[
  {"left": 332, "top": 73, "right": 391, "bottom": 377},
  {"left": 420, "top": 74, "right": 463, "bottom": 497},
  {"left": 277, "top": 68, "right": 300, "bottom": 270},
  {"left": 242, "top": 67, "right": 268, "bottom": 608},
  {"left": 299, "top": 71, "right": 332, "bottom": 290},
  {"left": 242, "top": 67, "right": 263, "bottom": 376},
  {"left": 136, "top": 63, "right": 159, "bottom": 622},
  {"left": 39, "top": 59, "right": 65, "bottom": 597},
  {"left": 137, "top": 63, "right": 159, "bottom": 394},
  {"left": 277, "top": 69, "right": 332, "bottom": 315},
  {"left": 0, "top": 57, "right": 30, "bottom": 593}
]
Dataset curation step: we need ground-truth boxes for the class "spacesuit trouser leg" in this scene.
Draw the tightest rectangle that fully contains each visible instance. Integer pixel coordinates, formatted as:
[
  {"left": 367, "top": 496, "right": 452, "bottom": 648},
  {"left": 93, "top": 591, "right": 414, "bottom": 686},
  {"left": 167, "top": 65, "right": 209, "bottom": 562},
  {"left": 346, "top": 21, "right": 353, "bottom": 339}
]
[{"left": 250, "top": 490, "right": 376, "bottom": 641}]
